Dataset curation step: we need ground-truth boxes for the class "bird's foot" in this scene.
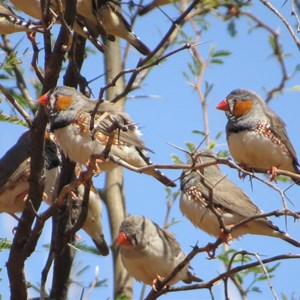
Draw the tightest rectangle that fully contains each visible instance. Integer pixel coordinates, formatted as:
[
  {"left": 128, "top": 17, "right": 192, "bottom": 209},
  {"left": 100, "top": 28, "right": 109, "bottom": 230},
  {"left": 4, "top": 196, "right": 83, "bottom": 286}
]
[
  {"left": 268, "top": 166, "right": 278, "bottom": 182},
  {"left": 26, "top": 31, "right": 37, "bottom": 46},
  {"left": 152, "top": 274, "right": 168, "bottom": 292},
  {"left": 205, "top": 243, "right": 217, "bottom": 259},
  {"left": 219, "top": 229, "right": 232, "bottom": 244},
  {"left": 237, "top": 163, "right": 250, "bottom": 179}
]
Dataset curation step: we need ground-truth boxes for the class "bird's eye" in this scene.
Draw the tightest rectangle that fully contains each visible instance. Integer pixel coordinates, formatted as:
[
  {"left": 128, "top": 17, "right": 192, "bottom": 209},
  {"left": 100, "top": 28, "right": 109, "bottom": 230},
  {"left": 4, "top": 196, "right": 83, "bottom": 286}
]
[{"left": 233, "top": 98, "right": 238, "bottom": 104}]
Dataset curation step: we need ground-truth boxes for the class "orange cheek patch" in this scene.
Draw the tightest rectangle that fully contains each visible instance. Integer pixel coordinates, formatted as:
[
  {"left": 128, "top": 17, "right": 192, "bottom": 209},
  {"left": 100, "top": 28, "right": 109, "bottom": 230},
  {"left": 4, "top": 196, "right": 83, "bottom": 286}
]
[
  {"left": 55, "top": 96, "right": 73, "bottom": 111},
  {"left": 233, "top": 100, "right": 253, "bottom": 117}
]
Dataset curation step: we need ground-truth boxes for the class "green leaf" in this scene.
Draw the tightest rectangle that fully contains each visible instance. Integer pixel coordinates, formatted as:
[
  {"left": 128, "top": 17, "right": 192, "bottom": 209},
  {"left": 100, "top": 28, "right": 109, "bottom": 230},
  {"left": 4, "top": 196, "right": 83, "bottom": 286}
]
[
  {"left": 212, "top": 50, "right": 231, "bottom": 57},
  {"left": 217, "top": 150, "right": 230, "bottom": 158},
  {"left": 90, "top": 278, "right": 108, "bottom": 288},
  {"left": 192, "top": 130, "right": 206, "bottom": 136},
  {"left": 75, "top": 265, "right": 90, "bottom": 277},
  {"left": 250, "top": 286, "right": 262, "bottom": 293},
  {"left": 210, "top": 59, "right": 224, "bottom": 64},
  {"left": 74, "top": 241, "right": 101, "bottom": 256},
  {"left": 207, "top": 140, "right": 216, "bottom": 150},
  {"left": 227, "top": 20, "right": 237, "bottom": 37},
  {"left": 215, "top": 131, "right": 222, "bottom": 140},
  {"left": 115, "top": 296, "right": 129, "bottom": 300},
  {"left": 0, "top": 238, "right": 11, "bottom": 251},
  {"left": 171, "top": 154, "right": 183, "bottom": 164},
  {"left": 185, "top": 142, "right": 196, "bottom": 152},
  {"left": 204, "top": 81, "right": 213, "bottom": 98}
]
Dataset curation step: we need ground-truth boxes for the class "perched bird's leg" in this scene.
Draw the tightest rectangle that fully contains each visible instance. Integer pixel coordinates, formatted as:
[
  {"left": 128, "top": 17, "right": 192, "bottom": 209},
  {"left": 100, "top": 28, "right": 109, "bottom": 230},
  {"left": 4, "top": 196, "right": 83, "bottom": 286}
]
[
  {"left": 88, "top": 131, "right": 116, "bottom": 175},
  {"left": 102, "top": 131, "right": 116, "bottom": 159},
  {"left": 26, "top": 31, "right": 37, "bottom": 45},
  {"left": 152, "top": 274, "right": 169, "bottom": 292},
  {"left": 219, "top": 228, "right": 233, "bottom": 244},
  {"left": 237, "top": 163, "right": 249, "bottom": 180},
  {"left": 268, "top": 166, "right": 278, "bottom": 182},
  {"left": 204, "top": 242, "right": 218, "bottom": 259}
]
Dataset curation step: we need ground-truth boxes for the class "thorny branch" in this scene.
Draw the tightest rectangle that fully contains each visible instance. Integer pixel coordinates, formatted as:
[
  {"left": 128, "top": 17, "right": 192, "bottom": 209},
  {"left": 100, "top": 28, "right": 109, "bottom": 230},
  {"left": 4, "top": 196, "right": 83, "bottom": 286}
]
[
  {"left": 260, "top": 0, "right": 300, "bottom": 51},
  {"left": 89, "top": 43, "right": 191, "bottom": 130},
  {"left": 145, "top": 249, "right": 300, "bottom": 299},
  {"left": 110, "top": 0, "right": 202, "bottom": 104},
  {"left": 291, "top": 0, "right": 300, "bottom": 31},
  {"left": 108, "top": 151, "right": 300, "bottom": 187},
  {"left": 240, "top": 10, "right": 289, "bottom": 102}
]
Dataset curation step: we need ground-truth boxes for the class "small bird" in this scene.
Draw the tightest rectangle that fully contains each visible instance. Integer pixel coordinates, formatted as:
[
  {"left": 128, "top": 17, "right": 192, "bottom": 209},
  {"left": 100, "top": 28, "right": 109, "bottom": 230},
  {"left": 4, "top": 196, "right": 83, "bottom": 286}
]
[
  {"left": 0, "top": 130, "right": 109, "bottom": 255},
  {"left": 117, "top": 215, "right": 202, "bottom": 286},
  {"left": 180, "top": 150, "right": 300, "bottom": 247},
  {"left": 69, "top": 166, "right": 109, "bottom": 256},
  {"left": 216, "top": 89, "right": 300, "bottom": 184},
  {"left": 93, "top": 0, "right": 151, "bottom": 55},
  {"left": 37, "top": 86, "right": 176, "bottom": 187},
  {"left": 0, "top": 131, "right": 60, "bottom": 214},
  {"left": 0, "top": 2, "right": 43, "bottom": 34},
  {"left": 138, "top": 0, "right": 172, "bottom": 16},
  {"left": 9, "top": 0, "right": 151, "bottom": 55},
  {"left": 9, "top": 0, "right": 106, "bottom": 52}
]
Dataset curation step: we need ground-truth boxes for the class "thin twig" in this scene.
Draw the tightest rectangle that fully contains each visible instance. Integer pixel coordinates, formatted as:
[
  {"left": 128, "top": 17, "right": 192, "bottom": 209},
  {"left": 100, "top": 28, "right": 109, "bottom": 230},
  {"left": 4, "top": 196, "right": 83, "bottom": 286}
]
[
  {"left": 0, "top": 83, "right": 32, "bottom": 127},
  {"left": 260, "top": 0, "right": 300, "bottom": 50},
  {"left": 253, "top": 253, "right": 279, "bottom": 300}
]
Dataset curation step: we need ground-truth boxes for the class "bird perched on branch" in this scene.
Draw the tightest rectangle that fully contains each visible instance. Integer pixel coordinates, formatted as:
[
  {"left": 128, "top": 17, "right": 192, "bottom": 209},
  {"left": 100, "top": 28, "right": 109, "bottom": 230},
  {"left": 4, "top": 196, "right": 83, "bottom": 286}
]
[
  {"left": 0, "top": 130, "right": 109, "bottom": 255},
  {"left": 91, "top": 0, "right": 151, "bottom": 55},
  {"left": 117, "top": 215, "right": 202, "bottom": 286},
  {"left": 68, "top": 165, "right": 109, "bottom": 256},
  {"left": 0, "top": 2, "right": 43, "bottom": 34},
  {"left": 9, "top": 0, "right": 151, "bottom": 54},
  {"left": 9, "top": 0, "right": 106, "bottom": 52},
  {"left": 180, "top": 150, "right": 300, "bottom": 247},
  {"left": 216, "top": 89, "right": 300, "bottom": 184},
  {"left": 37, "top": 86, "right": 176, "bottom": 187},
  {"left": 0, "top": 131, "right": 60, "bottom": 214}
]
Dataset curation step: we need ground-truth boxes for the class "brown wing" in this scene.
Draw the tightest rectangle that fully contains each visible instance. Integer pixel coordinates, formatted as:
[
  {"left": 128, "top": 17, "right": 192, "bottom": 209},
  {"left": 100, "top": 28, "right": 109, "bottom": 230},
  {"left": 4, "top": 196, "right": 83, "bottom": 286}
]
[
  {"left": 158, "top": 226, "right": 183, "bottom": 258},
  {"left": 265, "top": 107, "right": 299, "bottom": 168},
  {"left": 183, "top": 153, "right": 263, "bottom": 218},
  {"left": 85, "top": 100, "right": 153, "bottom": 152}
]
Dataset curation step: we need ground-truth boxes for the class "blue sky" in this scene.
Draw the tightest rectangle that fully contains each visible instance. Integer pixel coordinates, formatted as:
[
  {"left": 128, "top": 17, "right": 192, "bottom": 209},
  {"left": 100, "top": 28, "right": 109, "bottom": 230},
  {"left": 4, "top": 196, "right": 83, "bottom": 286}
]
[{"left": 0, "top": 1, "right": 300, "bottom": 299}]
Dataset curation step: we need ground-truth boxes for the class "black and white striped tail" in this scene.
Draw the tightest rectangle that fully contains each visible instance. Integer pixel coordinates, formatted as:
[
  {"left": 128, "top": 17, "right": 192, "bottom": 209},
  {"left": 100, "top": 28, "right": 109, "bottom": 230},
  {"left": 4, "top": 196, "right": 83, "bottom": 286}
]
[{"left": 1, "top": 13, "right": 43, "bottom": 32}]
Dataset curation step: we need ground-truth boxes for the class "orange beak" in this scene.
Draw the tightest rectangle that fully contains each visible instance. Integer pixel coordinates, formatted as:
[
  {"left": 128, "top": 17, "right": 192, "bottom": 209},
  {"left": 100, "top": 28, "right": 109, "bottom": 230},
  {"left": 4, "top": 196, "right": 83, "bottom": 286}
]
[
  {"left": 216, "top": 99, "right": 229, "bottom": 111},
  {"left": 117, "top": 232, "right": 131, "bottom": 246},
  {"left": 37, "top": 93, "right": 49, "bottom": 106}
]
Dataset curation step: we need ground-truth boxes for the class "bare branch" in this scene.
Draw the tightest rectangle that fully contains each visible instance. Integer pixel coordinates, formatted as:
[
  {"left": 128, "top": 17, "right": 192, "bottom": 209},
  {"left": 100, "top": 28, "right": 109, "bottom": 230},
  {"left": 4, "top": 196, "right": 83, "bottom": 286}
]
[
  {"left": 260, "top": 0, "right": 300, "bottom": 50},
  {"left": 0, "top": 83, "right": 32, "bottom": 127}
]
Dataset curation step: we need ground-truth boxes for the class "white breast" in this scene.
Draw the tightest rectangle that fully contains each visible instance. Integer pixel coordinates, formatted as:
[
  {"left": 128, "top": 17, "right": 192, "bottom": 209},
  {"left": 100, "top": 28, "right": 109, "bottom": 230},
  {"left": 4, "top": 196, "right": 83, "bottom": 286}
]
[
  {"left": 120, "top": 238, "right": 188, "bottom": 285},
  {"left": 53, "top": 125, "right": 105, "bottom": 165},
  {"left": 228, "top": 131, "right": 294, "bottom": 172}
]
